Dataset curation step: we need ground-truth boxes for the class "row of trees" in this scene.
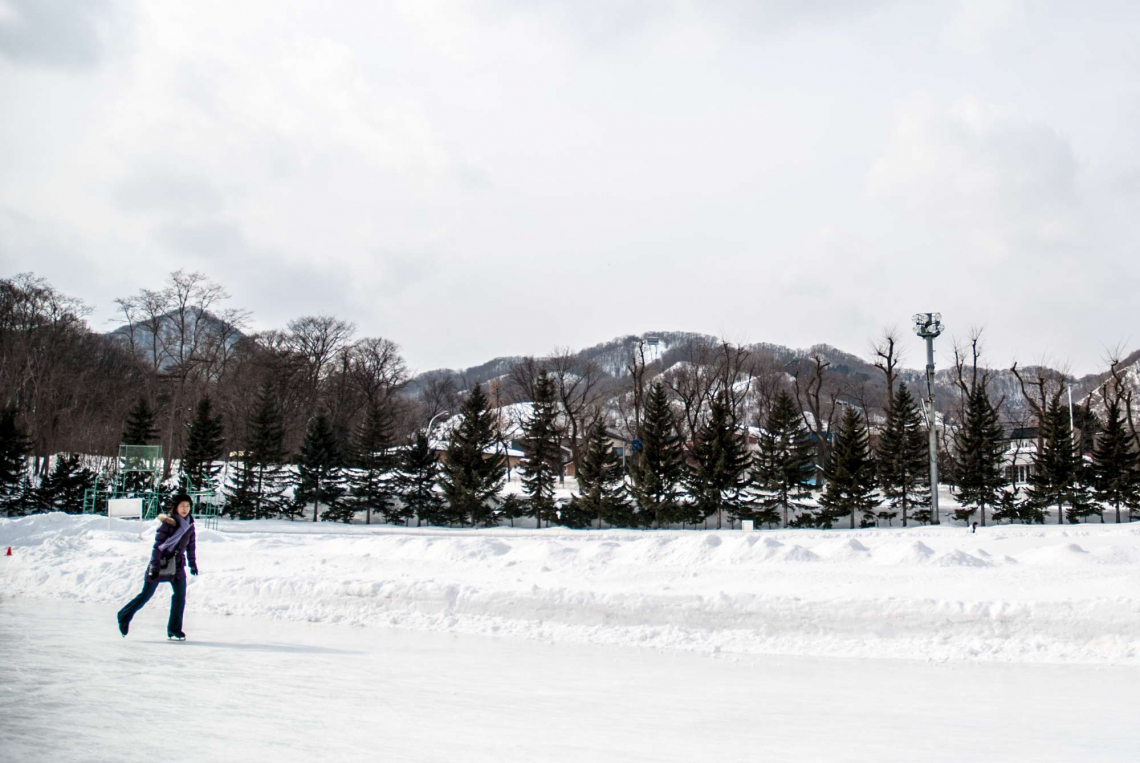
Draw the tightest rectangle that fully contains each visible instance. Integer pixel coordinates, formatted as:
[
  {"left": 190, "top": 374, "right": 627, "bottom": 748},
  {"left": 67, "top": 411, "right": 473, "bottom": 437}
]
[
  {"left": 1, "top": 271, "right": 415, "bottom": 480},
  {"left": 2, "top": 270, "right": 1138, "bottom": 526},
  {"left": 934, "top": 360, "right": 1140, "bottom": 527}
]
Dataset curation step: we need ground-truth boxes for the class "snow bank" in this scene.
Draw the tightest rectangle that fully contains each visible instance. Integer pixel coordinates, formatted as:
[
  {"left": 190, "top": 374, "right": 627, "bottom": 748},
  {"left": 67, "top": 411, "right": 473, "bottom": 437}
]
[{"left": 3, "top": 514, "right": 1139, "bottom": 665}]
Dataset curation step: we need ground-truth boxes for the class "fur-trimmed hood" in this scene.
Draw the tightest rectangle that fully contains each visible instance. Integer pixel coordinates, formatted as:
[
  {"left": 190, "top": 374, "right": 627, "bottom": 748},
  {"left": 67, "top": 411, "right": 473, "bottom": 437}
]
[{"left": 158, "top": 513, "right": 194, "bottom": 526}]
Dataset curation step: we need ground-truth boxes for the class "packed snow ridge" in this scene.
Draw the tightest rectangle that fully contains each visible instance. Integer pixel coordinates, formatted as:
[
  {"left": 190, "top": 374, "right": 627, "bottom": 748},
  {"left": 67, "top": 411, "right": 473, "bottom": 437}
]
[{"left": 3, "top": 514, "right": 1139, "bottom": 665}]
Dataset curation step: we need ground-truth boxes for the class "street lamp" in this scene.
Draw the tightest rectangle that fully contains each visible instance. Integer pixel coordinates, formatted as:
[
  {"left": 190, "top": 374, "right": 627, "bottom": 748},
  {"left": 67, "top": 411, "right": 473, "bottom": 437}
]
[
  {"left": 426, "top": 410, "right": 450, "bottom": 443},
  {"left": 913, "top": 313, "right": 943, "bottom": 525}
]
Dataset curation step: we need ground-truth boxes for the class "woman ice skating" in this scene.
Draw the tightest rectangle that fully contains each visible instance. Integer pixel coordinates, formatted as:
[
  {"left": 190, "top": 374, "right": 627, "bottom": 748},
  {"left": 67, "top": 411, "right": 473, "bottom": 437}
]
[{"left": 116, "top": 494, "right": 198, "bottom": 641}]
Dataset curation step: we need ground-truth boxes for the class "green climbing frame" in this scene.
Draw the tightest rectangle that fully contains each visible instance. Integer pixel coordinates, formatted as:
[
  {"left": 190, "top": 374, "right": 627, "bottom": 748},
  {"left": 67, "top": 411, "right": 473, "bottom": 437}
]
[{"left": 83, "top": 444, "right": 222, "bottom": 531}]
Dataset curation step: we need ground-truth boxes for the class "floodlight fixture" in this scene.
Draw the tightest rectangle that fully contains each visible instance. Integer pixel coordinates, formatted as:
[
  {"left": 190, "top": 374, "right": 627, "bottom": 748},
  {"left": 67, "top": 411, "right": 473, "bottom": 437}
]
[{"left": 913, "top": 312, "right": 944, "bottom": 340}]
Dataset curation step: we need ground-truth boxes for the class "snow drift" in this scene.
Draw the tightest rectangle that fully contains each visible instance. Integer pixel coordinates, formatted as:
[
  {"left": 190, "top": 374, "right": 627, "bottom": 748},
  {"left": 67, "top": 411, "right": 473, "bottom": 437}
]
[{"left": 2, "top": 514, "right": 1138, "bottom": 665}]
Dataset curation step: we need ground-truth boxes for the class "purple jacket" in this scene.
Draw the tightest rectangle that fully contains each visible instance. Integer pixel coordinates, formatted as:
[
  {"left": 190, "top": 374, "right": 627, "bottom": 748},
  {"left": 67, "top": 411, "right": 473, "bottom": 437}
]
[{"left": 149, "top": 513, "right": 197, "bottom": 581}]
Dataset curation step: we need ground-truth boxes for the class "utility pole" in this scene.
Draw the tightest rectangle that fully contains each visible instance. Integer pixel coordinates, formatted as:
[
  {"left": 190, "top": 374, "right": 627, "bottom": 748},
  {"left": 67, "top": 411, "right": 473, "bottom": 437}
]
[
  {"left": 913, "top": 313, "right": 944, "bottom": 525},
  {"left": 1067, "top": 385, "right": 1076, "bottom": 453},
  {"left": 312, "top": 473, "right": 321, "bottom": 523}
]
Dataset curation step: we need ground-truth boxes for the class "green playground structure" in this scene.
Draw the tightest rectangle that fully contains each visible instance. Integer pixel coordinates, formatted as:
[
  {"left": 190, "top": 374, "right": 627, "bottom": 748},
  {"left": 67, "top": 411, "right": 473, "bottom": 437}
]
[{"left": 83, "top": 444, "right": 222, "bottom": 530}]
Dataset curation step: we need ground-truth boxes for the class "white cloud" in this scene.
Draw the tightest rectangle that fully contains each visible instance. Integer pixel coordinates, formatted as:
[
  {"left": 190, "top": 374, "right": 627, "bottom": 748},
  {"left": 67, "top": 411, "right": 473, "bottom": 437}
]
[
  {"left": 0, "top": 0, "right": 116, "bottom": 69},
  {"left": 867, "top": 98, "right": 1079, "bottom": 249},
  {"left": 3, "top": 0, "right": 1139, "bottom": 374}
]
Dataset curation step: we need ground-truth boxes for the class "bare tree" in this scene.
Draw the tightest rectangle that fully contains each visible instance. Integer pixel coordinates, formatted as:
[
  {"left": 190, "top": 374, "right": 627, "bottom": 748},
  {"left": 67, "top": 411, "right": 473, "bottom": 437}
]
[
  {"left": 508, "top": 356, "right": 543, "bottom": 404},
  {"left": 617, "top": 339, "right": 650, "bottom": 439},
  {"left": 1009, "top": 361, "right": 1069, "bottom": 427},
  {"left": 948, "top": 326, "right": 1003, "bottom": 419},
  {"left": 0, "top": 274, "right": 135, "bottom": 472},
  {"left": 348, "top": 337, "right": 410, "bottom": 407},
  {"left": 487, "top": 377, "right": 515, "bottom": 480},
  {"left": 547, "top": 348, "right": 606, "bottom": 478},
  {"left": 114, "top": 271, "right": 246, "bottom": 477},
  {"left": 1103, "top": 352, "right": 1140, "bottom": 451},
  {"left": 662, "top": 339, "right": 717, "bottom": 442},
  {"left": 287, "top": 315, "right": 356, "bottom": 391},
  {"left": 418, "top": 370, "right": 461, "bottom": 423},
  {"left": 746, "top": 348, "right": 789, "bottom": 428},
  {"left": 871, "top": 327, "right": 903, "bottom": 414},
  {"left": 714, "top": 341, "right": 754, "bottom": 426},
  {"left": 789, "top": 351, "right": 840, "bottom": 468}
]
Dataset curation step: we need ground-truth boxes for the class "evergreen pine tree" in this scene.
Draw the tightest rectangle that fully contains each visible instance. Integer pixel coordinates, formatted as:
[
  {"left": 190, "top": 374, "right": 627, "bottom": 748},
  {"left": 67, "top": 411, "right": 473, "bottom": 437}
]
[
  {"left": 35, "top": 453, "right": 93, "bottom": 514},
  {"left": 875, "top": 505, "right": 898, "bottom": 527},
  {"left": 397, "top": 431, "right": 446, "bottom": 526},
  {"left": 440, "top": 384, "right": 506, "bottom": 526},
  {"left": 754, "top": 391, "right": 815, "bottom": 528},
  {"left": 1073, "top": 401, "right": 1102, "bottom": 458},
  {"left": 349, "top": 400, "right": 399, "bottom": 524},
  {"left": 1092, "top": 397, "right": 1139, "bottom": 523},
  {"left": 244, "top": 383, "right": 288, "bottom": 519},
  {"left": 573, "top": 418, "right": 632, "bottom": 529},
  {"left": 497, "top": 493, "right": 527, "bottom": 528},
  {"left": 182, "top": 395, "right": 225, "bottom": 491},
  {"left": 1070, "top": 401, "right": 1102, "bottom": 523},
  {"left": 121, "top": 396, "right": 159, "bottom": 495},
  {"left": 992, "top": 485, "right": 1045, "bottom": 524},
  {"left": 628, "top": 383, "right": 685, "bottom": 528},
  {"left": 876, "top": 384, "right": 930, "bottom": 527},
  {"left": 519, "top": 370, "right": 561, "bottom": 528},
  {"left": 1068, "top": 456, "right": 1100, "bottom": 524},
  {"left": 223, "top": 457, "right": 259, "bottom": 520},
  {"left": 992, "top": 486, "right": 1018, "bottom": 524},
  {"left": 1026, "top": 397, "right": 1080, "bottom": 524},
  {"left": 952, "top": 384, "right": 1005, "bottom": 526},
  {"left": 225, "top": 383, "right": 287, "bottom": 520},
  {"left": 294, "top": 412, "right": 348, "bottom": 522},
  {"left": 818, "top": 407, "right": 878, "bottom": 529},
  {"left": 122, "top": 397, "right": 158, "bottom": 444},
  {"left": 685, "top": 391, "right": 753, "bottom": 529},
  {"left": 0, "top": 408, "right": 32, "bottom": 516}
]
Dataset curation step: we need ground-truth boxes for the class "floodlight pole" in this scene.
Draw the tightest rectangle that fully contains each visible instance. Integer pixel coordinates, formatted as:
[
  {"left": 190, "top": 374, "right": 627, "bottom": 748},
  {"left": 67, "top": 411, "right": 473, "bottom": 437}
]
[
  {"left": 913, "top": 313, "right": 943, "bottom": 526},
  {"left": 924, "top": 332, "right": 940, "bottom": 525}
]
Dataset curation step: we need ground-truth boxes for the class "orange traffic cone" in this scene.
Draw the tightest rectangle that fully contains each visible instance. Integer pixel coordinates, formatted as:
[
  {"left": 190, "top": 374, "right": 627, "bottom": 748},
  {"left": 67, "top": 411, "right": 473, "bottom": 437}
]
[{"left": 5, "top": 547, "right": 10, "bottom": 556}]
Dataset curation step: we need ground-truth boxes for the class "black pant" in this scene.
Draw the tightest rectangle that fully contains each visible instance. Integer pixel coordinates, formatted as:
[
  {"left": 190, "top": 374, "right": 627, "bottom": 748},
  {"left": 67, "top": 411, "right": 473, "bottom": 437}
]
[{"left": 118, "top": 577, "right": 187, "bottom": 633}]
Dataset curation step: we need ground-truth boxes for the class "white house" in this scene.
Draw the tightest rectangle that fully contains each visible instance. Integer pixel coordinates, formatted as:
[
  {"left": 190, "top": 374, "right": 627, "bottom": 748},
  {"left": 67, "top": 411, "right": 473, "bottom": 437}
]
[{"left": 1002, "top": 427, "right": 1038, "bottom": 485}]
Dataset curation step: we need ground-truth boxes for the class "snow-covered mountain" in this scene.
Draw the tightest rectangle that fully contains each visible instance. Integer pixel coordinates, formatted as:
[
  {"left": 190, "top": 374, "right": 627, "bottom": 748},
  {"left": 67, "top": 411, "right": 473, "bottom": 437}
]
[
  {"left": 106, "top": 307, "right": 244, "bottom": 371},
  {"left": 409, "top": 331, "right": 1140, "bottom": 427}
]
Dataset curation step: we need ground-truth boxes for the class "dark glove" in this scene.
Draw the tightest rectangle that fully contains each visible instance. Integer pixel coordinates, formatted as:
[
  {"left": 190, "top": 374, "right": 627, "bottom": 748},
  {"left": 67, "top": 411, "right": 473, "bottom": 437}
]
[
  {"left": 189, "top": 566, "right": 198, "bottom": 576},
  {"left": 146, "top": 565, "right": 159, "bottom": 580}
]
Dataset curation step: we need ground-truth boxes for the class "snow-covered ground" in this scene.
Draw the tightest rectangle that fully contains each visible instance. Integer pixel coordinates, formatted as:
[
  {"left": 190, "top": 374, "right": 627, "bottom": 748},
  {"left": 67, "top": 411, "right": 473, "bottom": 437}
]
[
  {"left": 2, "top": 513, "right": 1139, "bottom": 664},
  {"left": 4, "top": 514, "right": 1140, "bottom": 760},
  {"left": 2, "top": 598, "right": 1138, "bottom": 763}
]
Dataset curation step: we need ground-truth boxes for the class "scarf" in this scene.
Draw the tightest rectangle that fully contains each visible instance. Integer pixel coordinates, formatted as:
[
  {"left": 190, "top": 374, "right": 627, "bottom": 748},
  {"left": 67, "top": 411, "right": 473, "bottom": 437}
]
[{"left": 158, "top": 514, "right": 192, "bottom": 556}]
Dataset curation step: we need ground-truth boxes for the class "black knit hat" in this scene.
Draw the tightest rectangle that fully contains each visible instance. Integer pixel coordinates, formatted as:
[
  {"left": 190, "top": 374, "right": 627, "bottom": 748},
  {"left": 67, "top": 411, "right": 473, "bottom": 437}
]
[{"left": 170, "top": 494, "right": 193, "bottom": 511}]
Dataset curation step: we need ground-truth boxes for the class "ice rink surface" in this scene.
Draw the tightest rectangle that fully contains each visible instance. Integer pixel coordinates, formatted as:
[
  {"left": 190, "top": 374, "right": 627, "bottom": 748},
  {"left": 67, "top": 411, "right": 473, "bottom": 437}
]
[{"left": 3, "top": 598, "right": 1138, "bottom": 763}]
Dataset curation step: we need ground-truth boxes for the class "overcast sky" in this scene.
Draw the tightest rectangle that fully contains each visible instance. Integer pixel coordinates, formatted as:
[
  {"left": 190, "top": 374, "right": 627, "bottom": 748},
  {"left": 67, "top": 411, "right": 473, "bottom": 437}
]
[{"left": 2, "top": 0, "right": 1138, "bottom": 375}]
